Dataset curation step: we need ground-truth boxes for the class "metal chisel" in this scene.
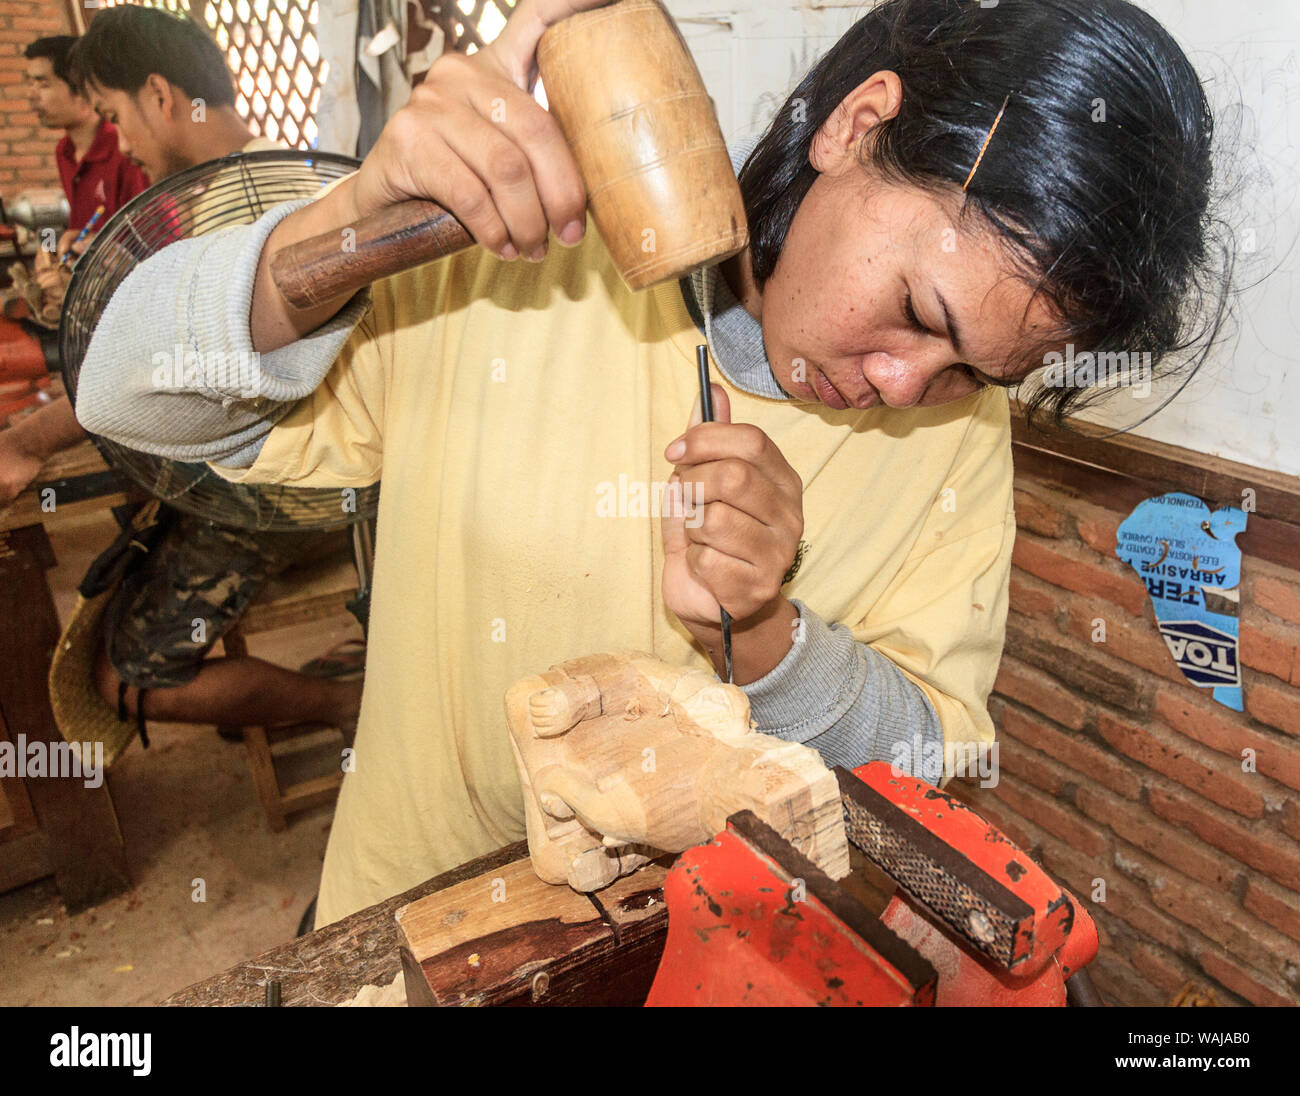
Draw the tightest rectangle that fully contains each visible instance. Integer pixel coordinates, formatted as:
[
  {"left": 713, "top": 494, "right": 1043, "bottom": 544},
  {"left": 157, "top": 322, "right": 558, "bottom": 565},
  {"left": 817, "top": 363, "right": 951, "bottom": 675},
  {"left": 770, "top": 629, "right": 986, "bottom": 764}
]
[{"left": 695, "top": 344, "right": 733, "bottom": 684}]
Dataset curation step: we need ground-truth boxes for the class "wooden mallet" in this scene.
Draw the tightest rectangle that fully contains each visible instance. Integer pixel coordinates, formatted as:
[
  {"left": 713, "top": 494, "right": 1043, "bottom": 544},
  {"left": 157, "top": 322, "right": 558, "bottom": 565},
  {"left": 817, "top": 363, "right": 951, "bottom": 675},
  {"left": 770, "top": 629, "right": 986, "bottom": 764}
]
[{"left": 270, "top": 0, "right": 749, "bottom": 310}]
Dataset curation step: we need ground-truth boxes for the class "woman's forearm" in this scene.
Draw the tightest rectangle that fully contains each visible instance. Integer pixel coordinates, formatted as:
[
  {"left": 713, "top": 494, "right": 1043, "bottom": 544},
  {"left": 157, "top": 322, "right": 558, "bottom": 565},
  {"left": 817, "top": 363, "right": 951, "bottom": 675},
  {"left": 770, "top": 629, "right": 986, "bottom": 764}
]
[{"left": 250, "top": 174, "right": 367, "bottom": 353}]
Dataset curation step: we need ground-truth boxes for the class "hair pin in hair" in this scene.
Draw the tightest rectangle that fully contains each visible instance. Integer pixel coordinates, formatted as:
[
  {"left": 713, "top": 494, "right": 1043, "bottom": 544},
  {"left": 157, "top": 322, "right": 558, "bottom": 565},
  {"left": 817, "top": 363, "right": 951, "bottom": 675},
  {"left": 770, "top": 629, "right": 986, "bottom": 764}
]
[{"left": 963, "top": 93, "right": 1013, "bottom": 192}]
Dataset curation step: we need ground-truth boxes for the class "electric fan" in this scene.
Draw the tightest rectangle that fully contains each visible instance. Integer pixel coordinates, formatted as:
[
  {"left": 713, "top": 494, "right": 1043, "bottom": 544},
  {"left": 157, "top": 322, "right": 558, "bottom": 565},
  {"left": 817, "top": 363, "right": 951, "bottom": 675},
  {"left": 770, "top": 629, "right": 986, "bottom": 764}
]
[{"left": 59, "top": 149, "right": 380, "bottom": 532}]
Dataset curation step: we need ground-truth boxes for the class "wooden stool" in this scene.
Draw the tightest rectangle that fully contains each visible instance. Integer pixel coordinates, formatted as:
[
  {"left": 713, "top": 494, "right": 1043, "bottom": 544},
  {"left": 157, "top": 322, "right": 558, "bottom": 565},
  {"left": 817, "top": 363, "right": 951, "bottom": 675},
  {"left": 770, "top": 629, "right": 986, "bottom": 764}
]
[{"left": 217, "top": 530, "right": 365, "bottom": 831}]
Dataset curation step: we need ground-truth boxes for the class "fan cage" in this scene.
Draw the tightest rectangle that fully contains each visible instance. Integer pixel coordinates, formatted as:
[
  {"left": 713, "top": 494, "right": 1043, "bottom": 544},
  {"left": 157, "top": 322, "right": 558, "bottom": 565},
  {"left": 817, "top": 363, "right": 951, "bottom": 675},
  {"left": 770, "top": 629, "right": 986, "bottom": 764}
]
[{"left": 61, "top": 149, "right": 379, "bottom": 532}]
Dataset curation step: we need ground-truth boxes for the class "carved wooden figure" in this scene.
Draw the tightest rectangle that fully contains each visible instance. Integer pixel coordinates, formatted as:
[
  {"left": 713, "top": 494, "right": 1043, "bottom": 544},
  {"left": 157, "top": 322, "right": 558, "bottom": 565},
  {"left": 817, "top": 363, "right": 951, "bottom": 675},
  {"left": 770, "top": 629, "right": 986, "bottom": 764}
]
[{"left": 505, "top": 652, "right": 850, "bottom": 892}]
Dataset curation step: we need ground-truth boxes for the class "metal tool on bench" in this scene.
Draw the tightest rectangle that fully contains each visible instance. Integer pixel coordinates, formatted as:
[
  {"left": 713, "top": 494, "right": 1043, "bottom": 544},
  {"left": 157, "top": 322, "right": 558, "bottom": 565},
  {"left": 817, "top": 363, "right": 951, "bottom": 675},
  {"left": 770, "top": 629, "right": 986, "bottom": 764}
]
[{"left": 4, "top": 189, "right": 69, "bottom": 239}]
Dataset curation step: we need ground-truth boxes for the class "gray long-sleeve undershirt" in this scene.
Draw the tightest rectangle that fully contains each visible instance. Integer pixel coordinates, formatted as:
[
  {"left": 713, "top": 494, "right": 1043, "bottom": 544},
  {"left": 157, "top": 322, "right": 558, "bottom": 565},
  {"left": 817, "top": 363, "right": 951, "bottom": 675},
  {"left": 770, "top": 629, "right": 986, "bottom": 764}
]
[
  {"left": 75, "top": 196, "right": 368, "bottom": 468},
  {"left": 75, "top": 154, "right": 946, "bottom": 782}
]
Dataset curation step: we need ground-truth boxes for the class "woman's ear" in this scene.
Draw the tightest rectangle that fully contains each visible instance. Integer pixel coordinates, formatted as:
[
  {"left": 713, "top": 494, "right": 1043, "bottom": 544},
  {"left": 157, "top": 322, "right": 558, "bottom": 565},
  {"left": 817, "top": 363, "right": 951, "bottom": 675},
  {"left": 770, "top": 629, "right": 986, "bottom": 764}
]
[{"left": 810, "top": 69, "right": 904, "bottom": 175}]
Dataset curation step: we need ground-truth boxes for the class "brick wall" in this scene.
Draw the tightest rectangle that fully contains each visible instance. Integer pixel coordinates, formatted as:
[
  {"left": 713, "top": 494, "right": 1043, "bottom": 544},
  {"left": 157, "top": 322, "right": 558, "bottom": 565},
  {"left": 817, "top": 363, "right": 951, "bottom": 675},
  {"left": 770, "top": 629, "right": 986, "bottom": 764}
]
[
  {"left": 948, "top": 463, "right": 1300, "bottom": 1007},
  {"left": 0, "top": 2, "right": 72, "bottom": 198}
]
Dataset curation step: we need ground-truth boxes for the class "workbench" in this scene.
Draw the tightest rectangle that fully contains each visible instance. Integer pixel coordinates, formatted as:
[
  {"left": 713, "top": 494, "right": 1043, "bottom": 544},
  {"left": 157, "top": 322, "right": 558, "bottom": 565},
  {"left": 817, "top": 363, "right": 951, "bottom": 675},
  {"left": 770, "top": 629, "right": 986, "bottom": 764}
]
[
  {"left": 163, "top": 842, "right": 535, "bottom": 1006},
  {"left": 162, "top": 836, "right": 893, "bottom": 1006},
  {"left": 0, "top": 438, "right": 137, "bottom": 910},
  {"left": 0, "top": 436, "right": 135, "bottom": 536}
]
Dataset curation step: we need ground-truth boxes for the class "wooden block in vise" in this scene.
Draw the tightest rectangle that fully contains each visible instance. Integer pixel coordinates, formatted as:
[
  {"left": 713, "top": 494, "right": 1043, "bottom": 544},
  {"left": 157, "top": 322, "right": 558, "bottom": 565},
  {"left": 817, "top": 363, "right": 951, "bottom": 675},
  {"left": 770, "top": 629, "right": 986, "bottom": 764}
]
[
  {"left": 396, "top": 859, "right": 671, "bottom": 1006},
  {"left": 504, "top": 651, "right": 850, "bottom": 892}
]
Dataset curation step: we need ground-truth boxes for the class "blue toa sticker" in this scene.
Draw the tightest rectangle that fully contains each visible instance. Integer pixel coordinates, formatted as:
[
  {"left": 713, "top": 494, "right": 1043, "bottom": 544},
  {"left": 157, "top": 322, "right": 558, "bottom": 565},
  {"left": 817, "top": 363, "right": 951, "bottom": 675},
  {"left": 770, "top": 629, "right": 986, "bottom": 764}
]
[{"left": 1115, "top": 492, "right": 1247, "bottom": 711}]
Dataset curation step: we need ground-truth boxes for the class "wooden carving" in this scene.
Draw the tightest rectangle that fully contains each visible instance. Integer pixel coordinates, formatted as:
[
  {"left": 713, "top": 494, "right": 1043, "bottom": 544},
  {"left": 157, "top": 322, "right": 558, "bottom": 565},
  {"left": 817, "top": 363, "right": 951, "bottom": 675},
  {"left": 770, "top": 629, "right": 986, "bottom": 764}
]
[{"left": 505, "top": 652, "right": 850, "bottom": 892}]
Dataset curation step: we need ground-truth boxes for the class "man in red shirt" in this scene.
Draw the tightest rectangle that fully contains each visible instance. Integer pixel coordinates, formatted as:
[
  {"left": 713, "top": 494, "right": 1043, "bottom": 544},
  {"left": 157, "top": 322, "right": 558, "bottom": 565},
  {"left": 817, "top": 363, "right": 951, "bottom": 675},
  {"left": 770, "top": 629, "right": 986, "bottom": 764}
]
[{"left": 25, "top": 36, "right": 149, "bottom": 233}]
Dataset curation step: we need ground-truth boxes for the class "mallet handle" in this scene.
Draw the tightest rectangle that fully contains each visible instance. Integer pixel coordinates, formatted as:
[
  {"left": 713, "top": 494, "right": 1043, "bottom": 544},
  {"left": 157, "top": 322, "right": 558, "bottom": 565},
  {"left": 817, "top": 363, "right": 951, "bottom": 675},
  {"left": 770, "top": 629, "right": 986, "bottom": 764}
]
[{"left": 270, "top": 199, "right": 474, "bottom": 310}]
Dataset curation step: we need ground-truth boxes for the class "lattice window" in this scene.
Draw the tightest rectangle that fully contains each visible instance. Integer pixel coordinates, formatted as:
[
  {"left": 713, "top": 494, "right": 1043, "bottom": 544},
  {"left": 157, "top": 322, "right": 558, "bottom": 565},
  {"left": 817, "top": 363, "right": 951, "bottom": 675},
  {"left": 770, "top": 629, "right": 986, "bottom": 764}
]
[
  {"left": 94, "top": 0, "right": 191, "bottom": 14},
  {"left": 92, "top": 0, "right": 324, "bottom": 150},
  {"left": 440, "top": 0, "right": 513, "bottom": 55}
]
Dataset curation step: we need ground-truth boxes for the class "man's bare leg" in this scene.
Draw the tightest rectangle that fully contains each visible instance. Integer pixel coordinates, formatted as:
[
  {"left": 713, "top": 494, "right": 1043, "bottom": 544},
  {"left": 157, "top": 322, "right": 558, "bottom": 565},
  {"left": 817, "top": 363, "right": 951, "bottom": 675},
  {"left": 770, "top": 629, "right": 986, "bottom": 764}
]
[{"left": 94, "top": 648, "right": 364, "bottom": 736}]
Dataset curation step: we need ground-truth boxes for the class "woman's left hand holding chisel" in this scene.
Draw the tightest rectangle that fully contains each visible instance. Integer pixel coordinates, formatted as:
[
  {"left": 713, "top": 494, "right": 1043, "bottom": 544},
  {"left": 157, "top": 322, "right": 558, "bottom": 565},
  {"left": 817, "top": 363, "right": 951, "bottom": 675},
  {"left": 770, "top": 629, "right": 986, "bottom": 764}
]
[{"left": 661, "top": 375, "right": 805, "bottom": 685}]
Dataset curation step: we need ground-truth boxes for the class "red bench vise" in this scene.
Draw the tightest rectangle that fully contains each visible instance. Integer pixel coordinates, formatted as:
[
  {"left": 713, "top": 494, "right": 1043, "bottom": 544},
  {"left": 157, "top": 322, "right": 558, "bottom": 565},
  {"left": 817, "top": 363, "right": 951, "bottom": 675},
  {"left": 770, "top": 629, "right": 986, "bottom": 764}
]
[{"left": 644, "top": 762, "right": 1100, "bottom": 1006}]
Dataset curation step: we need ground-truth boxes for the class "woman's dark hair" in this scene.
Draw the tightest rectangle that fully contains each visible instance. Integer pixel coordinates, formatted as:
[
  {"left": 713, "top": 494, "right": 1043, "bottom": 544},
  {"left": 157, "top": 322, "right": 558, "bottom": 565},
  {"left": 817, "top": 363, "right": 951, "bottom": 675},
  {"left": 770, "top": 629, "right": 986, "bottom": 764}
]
[
  {"left": 25, "top": 36, "right": 79, "bottom": 88},
  {"left": 68, "top": 6, "right": 235, "bottom": 110},
  {"left": 740, "top": 0, "right": 1233, "bottom": 428}
]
